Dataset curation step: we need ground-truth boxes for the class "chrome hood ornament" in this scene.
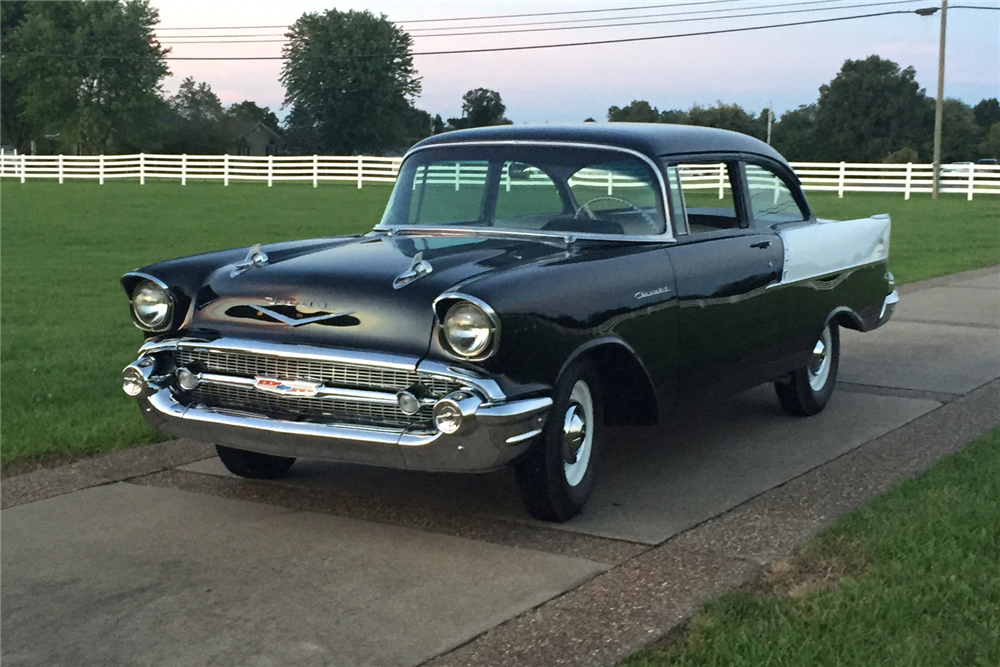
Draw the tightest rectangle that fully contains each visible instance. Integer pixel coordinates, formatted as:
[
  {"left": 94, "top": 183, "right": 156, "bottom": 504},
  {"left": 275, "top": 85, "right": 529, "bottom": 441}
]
[
  {"left": 230, "top": 244, "right": 269, "bottom": 278},
  {"left": 393, "top": 251, "right": 433, "bottom": 289}
]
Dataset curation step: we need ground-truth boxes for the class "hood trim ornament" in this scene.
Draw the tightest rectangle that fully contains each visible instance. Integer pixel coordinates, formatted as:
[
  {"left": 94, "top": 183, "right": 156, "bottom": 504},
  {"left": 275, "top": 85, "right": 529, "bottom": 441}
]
[
  {"left": 393, "top": 252, "right": 433, "bottom": 289},
  {"left": 231, "top": 244, "right": 269, "bottom": 278},
  {"left": 252, "top": 305, "right": 355, "bottom": 328}
]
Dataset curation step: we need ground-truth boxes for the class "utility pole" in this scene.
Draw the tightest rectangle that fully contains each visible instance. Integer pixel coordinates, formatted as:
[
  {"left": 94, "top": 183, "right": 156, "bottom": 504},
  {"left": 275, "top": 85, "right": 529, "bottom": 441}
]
[
  {"left": 766, "top": 102, "right": 773, "bottom": 145},
  {"left": 932, "top": 0, "right": 947, "bottom": 199}
]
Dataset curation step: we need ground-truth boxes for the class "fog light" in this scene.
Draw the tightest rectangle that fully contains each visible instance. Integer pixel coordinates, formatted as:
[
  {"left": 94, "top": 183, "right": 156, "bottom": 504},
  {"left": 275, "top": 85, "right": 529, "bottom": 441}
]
[
  {"left": 433, "top": 401, "right": 464, "bottom": 434},
  {"left": 122, "top": 367, "right": 146, "bottom": 397},
  {"left": 396, "top": 390, "right": 421, "bottom": 415},
  {"left": 176, "top": 367, "right": 199, "bottom": 391}
]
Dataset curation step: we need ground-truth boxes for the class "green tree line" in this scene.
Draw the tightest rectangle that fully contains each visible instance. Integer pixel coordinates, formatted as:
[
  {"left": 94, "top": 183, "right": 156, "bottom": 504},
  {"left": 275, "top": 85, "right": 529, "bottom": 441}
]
[
  {"left": 608, "top": 56, "right": 1000, "bottom": 163},
  {"left": 3, "top": 2, "right": 996, "bottom": 161}
]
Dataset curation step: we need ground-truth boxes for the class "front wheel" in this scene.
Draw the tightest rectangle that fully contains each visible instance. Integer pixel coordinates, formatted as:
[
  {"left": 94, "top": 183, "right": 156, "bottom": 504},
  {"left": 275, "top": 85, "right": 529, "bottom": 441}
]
[
  {"left": 775, "top": 322, "right": 839, "bottom": 416},
  {"left": 514, "top": 361, "right": 602, "bottom": 522},
  {"left": 216, "top": 445, "right": 295, "bottom": 479}
]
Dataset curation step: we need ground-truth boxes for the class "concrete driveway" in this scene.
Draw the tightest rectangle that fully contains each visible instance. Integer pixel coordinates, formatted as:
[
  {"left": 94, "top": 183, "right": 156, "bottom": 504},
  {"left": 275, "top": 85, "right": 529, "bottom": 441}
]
[{"left": 3, "top": 267, "right": 998, "bottom": 667}]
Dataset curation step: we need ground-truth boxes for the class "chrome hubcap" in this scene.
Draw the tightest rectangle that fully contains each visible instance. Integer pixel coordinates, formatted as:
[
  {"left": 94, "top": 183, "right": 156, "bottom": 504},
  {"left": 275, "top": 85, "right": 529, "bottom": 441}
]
[
  {"left": 807, "top": 326, "right": 833, "bottom": 391},
  {"left": 562, "top": 381, "right": 593, "bottom": 487},
  {"left": 562, "top": 405, "right": 586, "bottom": 464}
]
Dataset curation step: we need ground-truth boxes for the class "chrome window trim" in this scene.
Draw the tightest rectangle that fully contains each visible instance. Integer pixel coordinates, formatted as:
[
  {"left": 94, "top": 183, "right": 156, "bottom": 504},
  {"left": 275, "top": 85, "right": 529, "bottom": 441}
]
[
  {"left": 381, "top": 140, "right": 676, "bottom": 243},
  {"left": 432, "top": 292, "right": 502, "bottom": 362}
]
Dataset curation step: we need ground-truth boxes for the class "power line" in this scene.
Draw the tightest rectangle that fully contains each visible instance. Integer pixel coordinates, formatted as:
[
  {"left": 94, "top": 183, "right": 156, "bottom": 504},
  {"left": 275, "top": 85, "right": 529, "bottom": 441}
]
[
  {"left": 155, "top": 0, "right": 924, "bottom": 45},
  {"left": 11, "top": 6, "right": 989, "bottom": 61},
  {"left": 155, "top": 0, "right": 856, "bottom": 38},
  {"left": 154, "top": 1, "right": 746, "bottom": 30}
]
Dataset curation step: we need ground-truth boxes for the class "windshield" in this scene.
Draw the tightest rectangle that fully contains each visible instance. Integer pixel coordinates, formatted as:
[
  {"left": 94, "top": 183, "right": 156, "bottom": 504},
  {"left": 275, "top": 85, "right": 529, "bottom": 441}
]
[{"left": 378, "top": 144, "right": 667, "bottom": 236}]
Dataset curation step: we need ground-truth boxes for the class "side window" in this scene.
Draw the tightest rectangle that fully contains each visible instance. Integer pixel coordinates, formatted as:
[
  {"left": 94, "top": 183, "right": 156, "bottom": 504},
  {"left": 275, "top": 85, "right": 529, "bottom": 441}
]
[
  {"left": 675, "top": 162, "right": 742, "bottom": 234},
  {"left": 745, "top": 164, "right": 808, "bottom": 225},
  {"left": 494, "top": 162, "right": 565, "bottom": 228},
  {"left": 567, "top": 159, "right": 665, "bottom": 235}
]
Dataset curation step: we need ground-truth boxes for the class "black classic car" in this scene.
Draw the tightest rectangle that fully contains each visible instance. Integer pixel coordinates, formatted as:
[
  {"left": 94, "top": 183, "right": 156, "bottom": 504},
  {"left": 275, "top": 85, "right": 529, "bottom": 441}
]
[{"left": 121, "top": 124, "right": 898, "bottom": 521}]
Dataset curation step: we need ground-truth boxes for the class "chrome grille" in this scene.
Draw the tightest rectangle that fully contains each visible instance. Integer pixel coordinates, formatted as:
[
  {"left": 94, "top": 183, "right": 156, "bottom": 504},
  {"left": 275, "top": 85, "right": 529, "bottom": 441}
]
[
  {"left": 174, "top": 349, "right": 458, "bottom": 395},
  {"left": 170, "top": 347, "right": 462, "bottom": 429},
  {"left": 188, "top": 383, "right": 430, "bottom": 429}
]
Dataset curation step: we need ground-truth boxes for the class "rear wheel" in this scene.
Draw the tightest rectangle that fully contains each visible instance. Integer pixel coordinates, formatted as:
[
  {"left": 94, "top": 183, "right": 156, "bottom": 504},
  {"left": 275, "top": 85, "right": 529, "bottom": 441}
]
[
  {"left": 775, "top": 322, "right": 839, "bottom": 416},
  {"left": 514, "top": 361, "right": 602, "bottom": 522},
  {"left": 216, "top": 445, "right": 295, "bottom": 479}
]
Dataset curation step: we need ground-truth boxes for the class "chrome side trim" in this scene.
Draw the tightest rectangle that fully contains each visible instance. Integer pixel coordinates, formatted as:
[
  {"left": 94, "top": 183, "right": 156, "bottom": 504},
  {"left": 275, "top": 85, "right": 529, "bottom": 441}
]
[{"left": 385, "top": 140, "right": 676, "bottom": 242}]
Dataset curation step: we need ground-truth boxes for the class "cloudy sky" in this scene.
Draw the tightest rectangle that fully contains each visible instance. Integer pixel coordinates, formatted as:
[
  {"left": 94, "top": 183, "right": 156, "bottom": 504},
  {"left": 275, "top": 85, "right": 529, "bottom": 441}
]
[{"left": 149, "top": 0, "right": 1000, "bottom": 123}]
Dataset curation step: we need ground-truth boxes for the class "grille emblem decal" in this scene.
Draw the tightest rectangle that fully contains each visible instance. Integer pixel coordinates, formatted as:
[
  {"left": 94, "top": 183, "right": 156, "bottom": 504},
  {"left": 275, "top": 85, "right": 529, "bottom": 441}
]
[
  {"left": 251, "top": 305, "right": 355, "bottom": 327},
  {"left": 253, "top": 377, "right": 322, "bottom": 398}
]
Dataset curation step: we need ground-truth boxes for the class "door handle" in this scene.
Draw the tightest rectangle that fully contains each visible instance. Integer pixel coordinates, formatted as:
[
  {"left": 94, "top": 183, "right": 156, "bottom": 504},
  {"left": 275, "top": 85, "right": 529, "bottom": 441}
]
[{"left": 750, "top": 240, "right": 771, "bottom": 249}]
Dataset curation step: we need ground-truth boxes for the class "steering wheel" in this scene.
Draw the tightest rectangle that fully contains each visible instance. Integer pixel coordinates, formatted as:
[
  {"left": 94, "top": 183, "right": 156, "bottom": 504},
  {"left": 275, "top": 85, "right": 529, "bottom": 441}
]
[{"left": 574, "top": 195, "right": 659, "bottom": 232}]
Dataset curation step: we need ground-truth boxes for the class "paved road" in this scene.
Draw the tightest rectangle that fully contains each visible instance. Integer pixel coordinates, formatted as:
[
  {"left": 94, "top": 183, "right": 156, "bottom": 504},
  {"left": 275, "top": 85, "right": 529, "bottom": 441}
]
[{"left": 3, "top": 267, "right": 998, "bottom": 667}]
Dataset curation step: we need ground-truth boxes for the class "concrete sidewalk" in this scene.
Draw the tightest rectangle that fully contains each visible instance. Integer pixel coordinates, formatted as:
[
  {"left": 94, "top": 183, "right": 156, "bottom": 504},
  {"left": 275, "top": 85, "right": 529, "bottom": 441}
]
[{"left": 3, "top": 266, "right": 998, "bottom": 667}]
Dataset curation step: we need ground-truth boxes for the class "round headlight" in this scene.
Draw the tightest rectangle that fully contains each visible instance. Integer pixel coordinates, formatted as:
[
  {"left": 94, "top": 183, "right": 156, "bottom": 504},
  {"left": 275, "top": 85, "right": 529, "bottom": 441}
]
[
  {"left": 442, "top": 301, "right": 496, "bottom": 358},
  {"left": 131, "top": 280, "right": 173, "bottom": 331}
]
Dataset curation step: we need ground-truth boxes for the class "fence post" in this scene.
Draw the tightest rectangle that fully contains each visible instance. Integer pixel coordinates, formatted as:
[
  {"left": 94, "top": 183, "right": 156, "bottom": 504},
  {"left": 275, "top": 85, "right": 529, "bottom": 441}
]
[
  {"left": 58, "top": 154, "right": 64, "bottom": 184},
  {"left": 181, "top": 153, "right": 187, "bottom": 185},
  {"left": 967, "top": 165, "right": 975, "bottom": 201},
  {"left": 139, "top": 153, "right": 145, "bottom": 185},
  {"left": 504, "top": 164, "right": 511, "bottom": 192},
  {"left": 313, "top": 155, "right": 318, "bottom": 188},
  {"left": 224, "top": 154, "right": 229, "bottom": 186},
  {"left": 98, "top": 154, "right": 105, "bottom": 185},
  {"left": 357, "top": 155, "right": 363, "bottom": 189},
  {"left": 718, "top": 163, "right": 725, "bottom": 199},
  {"left": 837, "top": 161, "right": 845, "bottom": 198},
  {"left": 607, "top": 171, "right": 614, "bottom": 195},
  {"left": 904, "top": 162, "right": 912, "bottom": 200},
  {"left": 20, "top": 154, "right": 26, "bottom": 184},
  {"left": 268, "top": 155, "right": 274, "bottom": 187}
]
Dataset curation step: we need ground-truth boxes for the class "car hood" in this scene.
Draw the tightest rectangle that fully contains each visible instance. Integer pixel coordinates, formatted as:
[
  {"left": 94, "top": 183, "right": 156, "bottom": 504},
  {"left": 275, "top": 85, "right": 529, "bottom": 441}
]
[{"left": 186, "top": 232, "right": 571, "bottom": 357}]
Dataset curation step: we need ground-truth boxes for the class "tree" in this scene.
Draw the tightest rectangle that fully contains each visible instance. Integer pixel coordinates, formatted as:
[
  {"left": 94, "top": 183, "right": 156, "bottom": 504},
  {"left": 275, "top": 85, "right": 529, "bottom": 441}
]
[
  {"left": 461, "top": 88, "right": 510, "bottom": 127},
  {"left": 973, "top": 98, "right": 1000, "bottom": 129},
  {"left": 281, "top": 9, "right": 421, "bottom": 154},
  {"left": 1, "top": 0, "right": 168, "bottom": 153},
  {"left": 607, "top": 100, "right": 660, "bottom": 123},
  {"left": 772, "top": 104, "right": 820, "bottom": 161},
  {"left": 936, "top": 99, "right": 981, "bottom": 163},
  {"left": 432, "top": 114, "right": 446, "bottom": 134},
  {"left": 163, "top": 77, "right": 229, "bottom": 154},
  {"left": 227, "top": 100, "right": 281, "bottom": 130},
  {"left": 980, "top": 122, "right": 1000, "bottom": 160},
  {"left": 686, "top": 103, "right": 764, "bottom": 140},
  {"left": 813, "top": 56, "right": 931, "bottom": 162}
]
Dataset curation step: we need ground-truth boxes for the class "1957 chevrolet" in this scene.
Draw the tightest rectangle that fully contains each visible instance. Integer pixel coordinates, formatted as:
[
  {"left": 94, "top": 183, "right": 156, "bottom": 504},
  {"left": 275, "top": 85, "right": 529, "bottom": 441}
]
[{"left": 121, "top": 124, "right": 898, "bottom": 521}]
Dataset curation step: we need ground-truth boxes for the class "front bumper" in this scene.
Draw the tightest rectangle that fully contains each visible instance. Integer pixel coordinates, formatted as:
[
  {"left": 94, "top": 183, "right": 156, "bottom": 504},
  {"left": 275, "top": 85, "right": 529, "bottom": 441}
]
[{"left": 123, "top": 338, "right": 551, "bottom": 473}]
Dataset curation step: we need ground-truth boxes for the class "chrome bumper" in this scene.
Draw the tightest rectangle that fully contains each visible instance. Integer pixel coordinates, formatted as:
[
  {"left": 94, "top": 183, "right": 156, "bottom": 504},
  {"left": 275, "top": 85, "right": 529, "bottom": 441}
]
[
  {"left": 123, "top": 338, "right": 551, "bottom": 473},
  {"left": 873, "top": 289, "right": 899, "bottom": 330}
]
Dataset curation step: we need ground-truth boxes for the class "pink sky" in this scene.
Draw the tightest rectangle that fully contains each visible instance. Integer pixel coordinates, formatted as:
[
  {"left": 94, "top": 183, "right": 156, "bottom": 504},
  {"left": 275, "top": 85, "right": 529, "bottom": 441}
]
[{"left": 150, "top": 0, "right": 1000, "bottom": 124}]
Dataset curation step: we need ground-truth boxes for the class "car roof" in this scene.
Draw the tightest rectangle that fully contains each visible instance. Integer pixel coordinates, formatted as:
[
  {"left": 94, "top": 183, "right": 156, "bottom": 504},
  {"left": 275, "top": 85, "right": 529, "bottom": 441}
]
[{"left": 411, "top": 123, "right": 789, "bottom": 166}]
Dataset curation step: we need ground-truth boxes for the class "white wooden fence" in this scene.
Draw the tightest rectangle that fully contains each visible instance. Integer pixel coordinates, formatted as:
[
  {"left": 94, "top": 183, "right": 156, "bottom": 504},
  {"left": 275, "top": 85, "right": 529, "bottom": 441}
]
[{"left": 1, "top": 152, "right": 998, "bottom": 200}]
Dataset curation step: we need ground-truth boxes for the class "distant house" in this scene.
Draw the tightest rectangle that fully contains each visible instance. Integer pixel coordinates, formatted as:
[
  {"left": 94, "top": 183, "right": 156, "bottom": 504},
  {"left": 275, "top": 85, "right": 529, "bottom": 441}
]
[{"left": 231, "top": 121, "right": 282, "bottom": 156}]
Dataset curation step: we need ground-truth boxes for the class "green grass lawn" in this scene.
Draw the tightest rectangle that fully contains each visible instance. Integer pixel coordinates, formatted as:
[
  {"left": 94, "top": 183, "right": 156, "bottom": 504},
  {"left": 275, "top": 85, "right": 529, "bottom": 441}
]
[
  {"left": 621, "top": 426, "right": 1000, "bottom": 667},
  {"left": 0, "top": 180, "right": 392, "bottom": 470},
  {"left": 0, "top": 181, "right": 997, "bottom": 470}
]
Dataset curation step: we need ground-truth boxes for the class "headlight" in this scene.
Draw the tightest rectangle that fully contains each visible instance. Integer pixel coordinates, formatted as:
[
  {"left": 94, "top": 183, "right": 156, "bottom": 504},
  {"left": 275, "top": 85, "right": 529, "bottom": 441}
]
[
  {"left": 131, "top": 280, "right": 174, "bottom": 331},
  {"left": 442, "top": 300, "right": 497, "bottom": 359}
]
